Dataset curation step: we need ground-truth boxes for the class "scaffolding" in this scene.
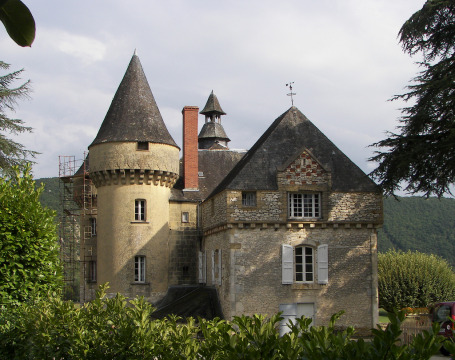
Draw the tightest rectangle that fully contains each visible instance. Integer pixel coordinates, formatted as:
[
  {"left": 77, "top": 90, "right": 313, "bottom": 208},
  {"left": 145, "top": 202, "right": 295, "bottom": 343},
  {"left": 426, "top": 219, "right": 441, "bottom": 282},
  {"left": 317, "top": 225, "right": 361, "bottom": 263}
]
[{"left": 58, "top": 154, "right": 95, "bottom": 302}]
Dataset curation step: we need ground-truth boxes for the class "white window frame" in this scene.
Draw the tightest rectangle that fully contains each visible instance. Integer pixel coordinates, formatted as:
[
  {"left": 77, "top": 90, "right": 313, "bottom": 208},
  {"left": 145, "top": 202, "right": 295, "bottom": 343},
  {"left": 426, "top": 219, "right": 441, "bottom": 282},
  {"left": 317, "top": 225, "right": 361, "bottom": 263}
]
[
  {"left": 282, "top": 244, "right": 328, "bottom": 285},
  {"left": 288, "top": 193, "right": 321, "bottom": 219},
  {"left": 135, "top": 255, "right": 146, "bottom": 282},
  {"left": 242, "top": 191, "right": 256, "bottom": 206},
  {"left": 90, "top": 217, "right": 96, "bottom": 236},
  {"left": 295, "top": 246, "right": 314, "bottom": 283},
  {"left": 135, "top": 199, "right": 146, "bottom": 221}
]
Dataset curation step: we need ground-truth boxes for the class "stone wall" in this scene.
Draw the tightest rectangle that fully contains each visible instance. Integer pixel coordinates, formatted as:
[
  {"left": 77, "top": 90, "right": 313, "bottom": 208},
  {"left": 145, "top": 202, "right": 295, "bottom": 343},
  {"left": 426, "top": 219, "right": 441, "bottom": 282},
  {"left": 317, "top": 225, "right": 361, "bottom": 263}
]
[{"left": 203, "top": 225, "right": 378, "bottom": 332}]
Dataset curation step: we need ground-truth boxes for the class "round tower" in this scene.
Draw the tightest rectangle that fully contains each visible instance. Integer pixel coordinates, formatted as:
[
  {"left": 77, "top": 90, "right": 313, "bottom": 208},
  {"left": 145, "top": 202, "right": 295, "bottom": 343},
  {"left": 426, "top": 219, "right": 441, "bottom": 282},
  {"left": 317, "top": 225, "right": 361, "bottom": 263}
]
[{"left": 88, "top": 53, "right": 180, "bottom": 302}]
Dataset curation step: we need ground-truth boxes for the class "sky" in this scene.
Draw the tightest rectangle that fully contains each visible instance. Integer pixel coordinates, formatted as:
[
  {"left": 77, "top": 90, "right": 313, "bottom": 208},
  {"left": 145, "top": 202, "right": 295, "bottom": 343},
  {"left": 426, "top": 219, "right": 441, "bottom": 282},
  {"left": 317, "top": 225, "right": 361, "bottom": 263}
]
[{"left": 1, "top": 0, "right": 427, "bottom": 181}]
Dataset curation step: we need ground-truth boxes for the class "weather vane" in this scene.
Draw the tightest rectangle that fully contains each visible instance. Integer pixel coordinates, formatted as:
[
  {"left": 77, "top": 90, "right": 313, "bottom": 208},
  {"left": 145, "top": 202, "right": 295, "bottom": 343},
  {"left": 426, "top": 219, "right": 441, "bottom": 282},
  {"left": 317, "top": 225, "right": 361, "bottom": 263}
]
[{"left": 286, "top": 82, "right": 296, "bottom": 106}]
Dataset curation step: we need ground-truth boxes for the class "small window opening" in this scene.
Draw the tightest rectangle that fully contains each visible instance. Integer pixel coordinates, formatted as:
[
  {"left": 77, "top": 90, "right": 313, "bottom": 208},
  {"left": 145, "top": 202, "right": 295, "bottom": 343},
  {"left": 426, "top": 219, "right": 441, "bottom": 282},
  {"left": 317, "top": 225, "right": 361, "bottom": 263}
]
[{"left": 137, "top": 142, "right": 149, "bottom": 151}]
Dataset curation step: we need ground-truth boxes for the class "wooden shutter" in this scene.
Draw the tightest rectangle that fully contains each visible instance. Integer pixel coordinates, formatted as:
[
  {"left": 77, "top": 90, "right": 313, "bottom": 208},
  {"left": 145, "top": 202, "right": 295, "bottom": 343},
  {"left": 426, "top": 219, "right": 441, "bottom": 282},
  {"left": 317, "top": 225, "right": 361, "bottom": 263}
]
[
  {"left": 279, "top": 303, "right": 297, "bottom": 336},
  {"left": 317, "top": 244, "right": 329, "bottom": 284},
  {"left": 217, "top": 249, "right": 222, "bottom": 285},
  {"left": 211, "top": 250, "right": 215, "bottom": 285},
  {"left": 198, "top": 251, "right": 204, "bottom": 283},
  {"left": 282, "top": 244, "right": 294, "bottom": 284}
]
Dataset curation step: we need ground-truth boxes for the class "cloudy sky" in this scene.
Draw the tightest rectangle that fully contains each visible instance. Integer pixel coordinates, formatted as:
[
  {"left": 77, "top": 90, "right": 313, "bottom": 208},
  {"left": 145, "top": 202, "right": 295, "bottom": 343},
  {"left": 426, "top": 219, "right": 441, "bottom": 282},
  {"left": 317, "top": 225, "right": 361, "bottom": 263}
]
[{"left": 2, "top": 0, "right": 426, "bottom": 180}]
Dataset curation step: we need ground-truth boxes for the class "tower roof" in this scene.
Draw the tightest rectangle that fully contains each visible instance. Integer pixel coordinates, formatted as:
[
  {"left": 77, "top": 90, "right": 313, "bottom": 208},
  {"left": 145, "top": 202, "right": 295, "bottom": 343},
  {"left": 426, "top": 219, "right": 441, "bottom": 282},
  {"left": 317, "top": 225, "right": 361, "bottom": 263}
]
[
  {"left": 89, "top": 53, "right": 178, "bottom": 149},
  {"left": 200, "top": 90, "right": 226, "bottom": 115}
]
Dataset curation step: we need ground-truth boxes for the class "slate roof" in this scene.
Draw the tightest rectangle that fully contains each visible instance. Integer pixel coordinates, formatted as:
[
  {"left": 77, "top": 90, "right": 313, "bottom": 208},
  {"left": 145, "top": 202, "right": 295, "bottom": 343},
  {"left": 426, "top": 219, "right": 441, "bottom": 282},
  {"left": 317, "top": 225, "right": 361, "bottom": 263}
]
[
  {"left": 171, "top": 149, "right": 246, "bottom": 202},
  {"left": 210, "top": 107, "right": 379, "bottom": 197},
  {"left": 89, "top": 54, "right": 178, "bottom": 149},
  {"left": 200, "top": 90, "right": 226, "bottom": 115},
  {"left": 198, "top": 122, "right": 230, "bottom": 141}
]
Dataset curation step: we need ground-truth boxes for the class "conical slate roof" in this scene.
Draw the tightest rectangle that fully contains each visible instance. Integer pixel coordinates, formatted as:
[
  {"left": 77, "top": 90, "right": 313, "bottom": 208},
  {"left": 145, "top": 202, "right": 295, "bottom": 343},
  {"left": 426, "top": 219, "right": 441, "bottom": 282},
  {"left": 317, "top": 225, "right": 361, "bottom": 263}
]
[
  {"left": 200, "top": 90, "right": 226, "bottom": 115},
  {"left": 89, "top": 54, "right": 178, "bottom": 148},
  {"left": 210, "top": 107, "right": 379, "bottom": 197}
]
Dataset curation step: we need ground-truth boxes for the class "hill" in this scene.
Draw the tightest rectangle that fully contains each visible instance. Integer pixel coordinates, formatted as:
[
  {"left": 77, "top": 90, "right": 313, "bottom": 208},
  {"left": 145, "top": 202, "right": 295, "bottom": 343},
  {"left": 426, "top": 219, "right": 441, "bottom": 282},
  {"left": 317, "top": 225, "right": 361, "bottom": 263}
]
[
  {"left": 379, "top": 196, "right": 455, "bottom": 268},
  {"left": 35, "top": 177, "right": 455, "bottom": 268}
]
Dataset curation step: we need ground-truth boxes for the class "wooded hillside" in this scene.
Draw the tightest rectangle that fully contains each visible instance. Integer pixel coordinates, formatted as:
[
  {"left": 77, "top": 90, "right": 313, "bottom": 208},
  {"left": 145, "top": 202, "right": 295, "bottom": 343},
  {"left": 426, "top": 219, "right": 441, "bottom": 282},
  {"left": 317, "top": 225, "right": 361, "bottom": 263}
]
[{"left": 35, "top": 177, "right": 455, "bottom": 268}]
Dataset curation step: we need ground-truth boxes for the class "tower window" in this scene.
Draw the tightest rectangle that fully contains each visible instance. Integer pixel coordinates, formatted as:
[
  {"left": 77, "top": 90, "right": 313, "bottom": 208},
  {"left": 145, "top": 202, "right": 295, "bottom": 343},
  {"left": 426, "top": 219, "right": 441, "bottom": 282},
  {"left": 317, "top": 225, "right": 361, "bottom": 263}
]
[
  {"left": 137, "top": 142, "right": 149, "bottom": 150},
  {"left": 135, "top": 199, "right": 146, "bottom": 221},
  {"left": 135, "top": 256, "right": 146, "bottom": 282}
]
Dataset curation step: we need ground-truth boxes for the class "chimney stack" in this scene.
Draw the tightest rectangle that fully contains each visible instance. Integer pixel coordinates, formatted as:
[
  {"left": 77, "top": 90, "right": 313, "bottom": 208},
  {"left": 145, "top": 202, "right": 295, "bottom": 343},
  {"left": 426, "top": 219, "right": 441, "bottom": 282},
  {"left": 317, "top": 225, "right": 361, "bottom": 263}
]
[{"left": 182, "top": 106, "right": 199, "bottom": 190}]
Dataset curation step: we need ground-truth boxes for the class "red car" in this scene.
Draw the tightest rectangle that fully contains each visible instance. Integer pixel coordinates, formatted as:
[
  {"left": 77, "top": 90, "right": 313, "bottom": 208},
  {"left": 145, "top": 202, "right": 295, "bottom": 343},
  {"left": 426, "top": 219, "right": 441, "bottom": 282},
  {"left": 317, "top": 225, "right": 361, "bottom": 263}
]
[{"left": 430, "top": 301, "right": 455, "bottom": 355}]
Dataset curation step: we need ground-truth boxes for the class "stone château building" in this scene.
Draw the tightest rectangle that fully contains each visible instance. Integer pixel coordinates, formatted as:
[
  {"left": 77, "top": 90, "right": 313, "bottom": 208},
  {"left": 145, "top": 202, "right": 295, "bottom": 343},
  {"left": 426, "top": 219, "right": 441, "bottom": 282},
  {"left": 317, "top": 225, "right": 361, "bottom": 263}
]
[{"left": 78, "top": 53, "right": 383, "bottom": 333}]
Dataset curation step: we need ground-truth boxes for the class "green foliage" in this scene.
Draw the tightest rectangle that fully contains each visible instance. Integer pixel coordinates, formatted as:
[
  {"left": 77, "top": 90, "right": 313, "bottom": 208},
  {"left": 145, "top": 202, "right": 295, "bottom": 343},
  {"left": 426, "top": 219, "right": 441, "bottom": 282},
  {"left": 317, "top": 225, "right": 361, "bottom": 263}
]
[
  {"left": 0, "top": 165, "right": 62, "bottom": 305},
  {"left": 378, "top": 196, "right": 455, "bottom": 268},
  {"left": 0, "top": 0, "right": 34, "bottom": 47},
  {"left": 0, "top": 284, "right": 445, "bottom": 359},
  {"left": 0, "top": 61, "right": 36, "bottom": 175},
  {"left": 370, "top": 0, "right": 455, "bottom": 197},
  {"left": 378, "top": 250, "right": 455, "bottom": 312}
]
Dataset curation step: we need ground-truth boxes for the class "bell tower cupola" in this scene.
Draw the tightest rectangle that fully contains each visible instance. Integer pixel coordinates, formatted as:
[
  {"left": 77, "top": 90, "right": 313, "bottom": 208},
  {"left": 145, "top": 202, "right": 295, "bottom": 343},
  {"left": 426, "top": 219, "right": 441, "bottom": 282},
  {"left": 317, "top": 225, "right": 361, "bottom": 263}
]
[{"left": 198, "top": 91, "right": 230, "bottom": 149}]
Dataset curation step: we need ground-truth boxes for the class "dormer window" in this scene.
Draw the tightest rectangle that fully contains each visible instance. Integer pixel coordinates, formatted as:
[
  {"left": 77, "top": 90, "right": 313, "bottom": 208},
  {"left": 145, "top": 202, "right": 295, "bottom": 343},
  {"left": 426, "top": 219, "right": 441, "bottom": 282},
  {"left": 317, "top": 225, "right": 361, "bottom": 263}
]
[
  {"left": 137, "top": 142, "right": 149, "bottom": 151},
  {"left": 288, "top": 193, "right": 321, "bottom": 219}
]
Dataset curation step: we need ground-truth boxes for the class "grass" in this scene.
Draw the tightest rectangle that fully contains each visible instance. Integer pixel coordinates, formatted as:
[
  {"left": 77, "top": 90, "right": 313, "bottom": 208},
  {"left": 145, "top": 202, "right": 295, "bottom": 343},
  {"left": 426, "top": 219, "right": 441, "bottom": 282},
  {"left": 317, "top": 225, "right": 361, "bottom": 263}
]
[{"left": 379, "top": 309, "right": 389, "bottom": 323}]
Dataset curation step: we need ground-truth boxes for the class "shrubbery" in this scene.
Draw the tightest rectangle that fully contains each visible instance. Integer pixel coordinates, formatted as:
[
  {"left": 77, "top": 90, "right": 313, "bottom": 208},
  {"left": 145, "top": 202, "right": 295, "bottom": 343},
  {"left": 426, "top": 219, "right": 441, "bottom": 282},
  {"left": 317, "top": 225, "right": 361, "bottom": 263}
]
[
  {"left": 378, "top": 250, "right": 455, "bottom": 312},
  {"left": 0, "top": 166, "right": 62, "bottom": 306},
  {"left": 0, "top": 284, "right": 444, "bottom": 359}
]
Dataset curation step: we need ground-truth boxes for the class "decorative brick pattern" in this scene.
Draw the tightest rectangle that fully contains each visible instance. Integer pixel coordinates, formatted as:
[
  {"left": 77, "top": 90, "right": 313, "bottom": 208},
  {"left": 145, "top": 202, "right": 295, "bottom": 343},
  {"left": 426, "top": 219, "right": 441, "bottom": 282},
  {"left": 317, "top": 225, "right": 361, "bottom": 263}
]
[{"left": 280, "top": 151, "right": 329, "bottom": 186}]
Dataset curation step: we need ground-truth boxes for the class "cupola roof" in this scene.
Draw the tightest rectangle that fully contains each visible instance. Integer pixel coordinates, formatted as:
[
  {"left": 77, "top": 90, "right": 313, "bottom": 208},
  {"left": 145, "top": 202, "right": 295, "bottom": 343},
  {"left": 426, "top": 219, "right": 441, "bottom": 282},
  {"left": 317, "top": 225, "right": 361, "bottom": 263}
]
[
  {"left": 200, "top": 90, "right": 226, "bottom": 115},
  {"left": 89, "top": 53, "right": 178, "bottom": 149}
]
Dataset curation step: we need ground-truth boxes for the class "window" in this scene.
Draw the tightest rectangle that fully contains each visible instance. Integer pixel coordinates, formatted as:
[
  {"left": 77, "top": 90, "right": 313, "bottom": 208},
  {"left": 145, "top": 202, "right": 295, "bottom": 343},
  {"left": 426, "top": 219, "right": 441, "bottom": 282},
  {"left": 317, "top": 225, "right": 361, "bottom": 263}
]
[
  {"left": 182, "top": 212, "right": 189, "bottom": 223},
  {"left": 135, "top": 256, "right": 146, "bottom": 282},
  {"left": 88, "top": 260, "right": 96, "bottom": 282},
  {"left": 90, "top": 218, "right": 96, "bottom": 236},
  {"left": 135, "top": 199, "right": 146, "bottom": 221},
  {"left": 211, "top": 249, "right": 222, "bottom": 285},
  {"left": 242, "top": 191, "right": 256, "bottom": 206},
  {"left": 288, "top": 193, "right": 320, "bottom": 218},
  {"left": 279, "top": 303, "right": 314, "bottom": 336},
  {"left": 295, "top": 246, "right": 313, "bottom": 282},
  {"left": 198, "top": 251, "right": 207, "bottom": 283},
  {"left": 137, "top": 141, "right": 149, "bottom": 150},
  {"left": 282, "top": 244, "right": 328, "bottom": 285}
]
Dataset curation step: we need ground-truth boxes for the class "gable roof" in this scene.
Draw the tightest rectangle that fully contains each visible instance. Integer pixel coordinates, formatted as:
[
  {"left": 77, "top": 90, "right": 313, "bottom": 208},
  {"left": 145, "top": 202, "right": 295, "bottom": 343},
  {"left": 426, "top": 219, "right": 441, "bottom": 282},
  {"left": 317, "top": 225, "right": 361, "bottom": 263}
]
[
  {"left": 89, "top": 54, "right": 178, "bottom": 149},
  {"left": 210, "top": 107, "right": 378, "bottom": 196}
]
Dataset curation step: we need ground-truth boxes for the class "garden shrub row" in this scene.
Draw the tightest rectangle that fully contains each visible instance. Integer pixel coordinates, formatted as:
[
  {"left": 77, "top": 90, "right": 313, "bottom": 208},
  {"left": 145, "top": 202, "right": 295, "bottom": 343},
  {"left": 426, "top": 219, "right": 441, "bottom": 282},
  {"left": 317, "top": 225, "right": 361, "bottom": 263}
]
[{"left": 0, "top": 285, "right": 446, "bottom": 359}]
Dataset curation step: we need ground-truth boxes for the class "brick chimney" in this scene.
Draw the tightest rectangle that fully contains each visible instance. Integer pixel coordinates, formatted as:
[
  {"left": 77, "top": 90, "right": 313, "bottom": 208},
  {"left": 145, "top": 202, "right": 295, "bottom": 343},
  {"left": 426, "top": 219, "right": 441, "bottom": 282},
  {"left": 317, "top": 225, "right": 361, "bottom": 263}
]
[{"left": 182, "top": 106, "right": 199, "bottom": 190}]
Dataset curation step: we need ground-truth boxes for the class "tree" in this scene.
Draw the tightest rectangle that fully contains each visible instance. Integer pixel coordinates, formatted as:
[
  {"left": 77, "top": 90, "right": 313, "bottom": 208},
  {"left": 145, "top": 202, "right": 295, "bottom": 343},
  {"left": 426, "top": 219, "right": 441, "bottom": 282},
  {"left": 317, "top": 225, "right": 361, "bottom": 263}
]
[
  {"left": 0, "top": 61, "right": 36, "bottom": 175},
  {"left": 0, "top": 166, "right": 62, "bottom": 305},
  {"left": 0, "top": 0, "right": 34, "bottom": 47},
  {"left": 370, "top": 0, "right": 455, "bottom": 197},
  {"left": 378, "top": 250, "right": 455, "bottom": 312}
]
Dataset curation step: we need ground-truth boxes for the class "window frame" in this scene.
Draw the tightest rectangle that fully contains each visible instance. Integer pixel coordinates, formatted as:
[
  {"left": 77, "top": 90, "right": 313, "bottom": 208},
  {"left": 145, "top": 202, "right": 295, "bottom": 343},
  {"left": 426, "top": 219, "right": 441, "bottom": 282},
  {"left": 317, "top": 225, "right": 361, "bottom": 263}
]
[
  {"left": 134, "top": 255, "right": 146, "bottom": 283},
  {"left": 294, "top": 246, "right": 314, "bottom": 283},
  {"left": 88, "top": 260, "right": 97, "bottom": 282},
  {"left": 288, "top": 192, "right": 321, "bottom": 219},
  {"left": 90, "top": 217, "right": 97, "bottom": 236},
  {"left": 135, "top": 199, "right": 146, "bottom": 221},
  {"left": 242, "top": 191, "right": 257, "bottom": 207},
  {"left": 181, "top": 211, "right": 189, "bottom": 223}
]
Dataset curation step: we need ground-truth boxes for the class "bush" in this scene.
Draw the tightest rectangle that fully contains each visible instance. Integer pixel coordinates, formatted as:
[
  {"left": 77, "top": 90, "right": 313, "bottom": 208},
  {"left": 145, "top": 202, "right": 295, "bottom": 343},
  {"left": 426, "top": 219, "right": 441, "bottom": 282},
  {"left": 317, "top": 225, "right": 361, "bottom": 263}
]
[
  {"left": 378, "top": 250, "right": 455, "bottom": 312},
  {"left": 0, "top": 166, "right": 62, "bottom": 305},
  {"left": 0, "top": 284, "right": 444, "bottom": 360}
]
